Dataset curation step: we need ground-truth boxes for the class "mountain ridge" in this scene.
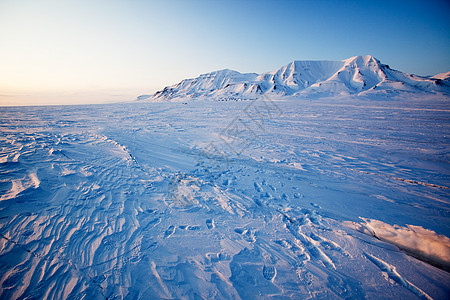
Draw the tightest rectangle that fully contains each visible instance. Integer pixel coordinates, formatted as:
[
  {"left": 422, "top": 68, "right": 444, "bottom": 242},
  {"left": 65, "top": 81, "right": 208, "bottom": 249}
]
[{"left": 140, "top": 55, "right": 449, "bottom": 101}]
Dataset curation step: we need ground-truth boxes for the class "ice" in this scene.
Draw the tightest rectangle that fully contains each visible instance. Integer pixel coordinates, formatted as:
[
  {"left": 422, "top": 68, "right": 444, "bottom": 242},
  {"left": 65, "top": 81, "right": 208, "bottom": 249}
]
[{"left": 0, "top": 94, "right": 449, "bottom": 299}]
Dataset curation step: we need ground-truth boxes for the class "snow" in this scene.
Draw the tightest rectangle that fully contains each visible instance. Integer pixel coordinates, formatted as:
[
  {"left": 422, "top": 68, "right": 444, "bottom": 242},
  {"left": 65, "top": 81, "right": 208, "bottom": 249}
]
[
  {"left": 0, "top": 91, "right": 449, "bottom": 299},
  {"left": 151, "top": 69, "right": 258, "bottom": 101},
  {"left": 146, "top": 55, "right": 450, "bottom": 101},
  {"left": 431, "top": 72, "right": 450, "bottom": 81},
  {"left": 351, "top": 218, "right": 450, "bottom": 272}
]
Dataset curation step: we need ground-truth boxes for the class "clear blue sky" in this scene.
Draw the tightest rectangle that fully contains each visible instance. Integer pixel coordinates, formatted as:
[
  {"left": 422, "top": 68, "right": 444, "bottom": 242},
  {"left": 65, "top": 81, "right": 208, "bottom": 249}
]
[{"left": 0, "top": 0, "right": 449, "bottom": 105}]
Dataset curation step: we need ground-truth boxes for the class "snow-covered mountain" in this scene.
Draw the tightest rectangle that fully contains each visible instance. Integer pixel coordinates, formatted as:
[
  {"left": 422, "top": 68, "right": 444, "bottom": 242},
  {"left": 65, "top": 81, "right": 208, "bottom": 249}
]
[{"left": 140, "top": 55, "right": 449, "bottom": 101}]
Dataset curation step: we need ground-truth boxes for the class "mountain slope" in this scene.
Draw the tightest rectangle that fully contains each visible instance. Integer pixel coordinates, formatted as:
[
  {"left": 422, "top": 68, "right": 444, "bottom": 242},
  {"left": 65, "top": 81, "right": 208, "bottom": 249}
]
[{"left": 141, "top": 55, "right": 449, "bottom": 101}]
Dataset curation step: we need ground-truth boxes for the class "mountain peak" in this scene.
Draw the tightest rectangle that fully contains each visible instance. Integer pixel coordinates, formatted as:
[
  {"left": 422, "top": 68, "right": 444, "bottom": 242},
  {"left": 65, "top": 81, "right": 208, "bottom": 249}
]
[{"left": 344, "top": 55, "right": 381, "bottom": 66}]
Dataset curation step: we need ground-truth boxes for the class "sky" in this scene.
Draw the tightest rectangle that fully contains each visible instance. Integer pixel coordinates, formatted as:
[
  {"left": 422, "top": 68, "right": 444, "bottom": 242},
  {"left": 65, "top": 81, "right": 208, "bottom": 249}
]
[{"left": 0, "top": 0, "right": 449, "bottom": 106}]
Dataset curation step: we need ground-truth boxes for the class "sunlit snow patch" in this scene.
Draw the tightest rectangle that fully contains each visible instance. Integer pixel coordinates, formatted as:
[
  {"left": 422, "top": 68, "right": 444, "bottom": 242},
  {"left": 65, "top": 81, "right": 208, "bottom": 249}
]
[{"left": 349, "top": 218, "right": 450, "bottom": 271}]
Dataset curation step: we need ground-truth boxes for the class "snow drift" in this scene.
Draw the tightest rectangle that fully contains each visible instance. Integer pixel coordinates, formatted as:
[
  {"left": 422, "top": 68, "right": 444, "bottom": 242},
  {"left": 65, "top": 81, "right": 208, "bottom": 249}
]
[{"left": 353, "top": 218, "right": 450, "bottom": 271}]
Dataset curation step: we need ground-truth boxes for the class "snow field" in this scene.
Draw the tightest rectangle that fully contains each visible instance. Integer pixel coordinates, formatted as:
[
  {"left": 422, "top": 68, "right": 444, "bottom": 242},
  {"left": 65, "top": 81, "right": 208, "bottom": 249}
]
[{"left": 0, "top": 95, "right": 449, "bottom": 299}]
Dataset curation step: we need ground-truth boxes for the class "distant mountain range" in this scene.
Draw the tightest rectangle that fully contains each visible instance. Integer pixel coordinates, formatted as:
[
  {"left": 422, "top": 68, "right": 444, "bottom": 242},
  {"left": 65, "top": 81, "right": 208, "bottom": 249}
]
[{"left": 138, "top": 55, "right": 450, "bottom": 101}]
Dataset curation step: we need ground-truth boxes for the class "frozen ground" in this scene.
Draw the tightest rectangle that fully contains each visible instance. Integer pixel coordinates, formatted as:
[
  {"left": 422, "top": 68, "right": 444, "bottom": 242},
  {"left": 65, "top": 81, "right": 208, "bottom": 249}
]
[{"left": 0, "top": 96, "right": 449, "bottom": 299}]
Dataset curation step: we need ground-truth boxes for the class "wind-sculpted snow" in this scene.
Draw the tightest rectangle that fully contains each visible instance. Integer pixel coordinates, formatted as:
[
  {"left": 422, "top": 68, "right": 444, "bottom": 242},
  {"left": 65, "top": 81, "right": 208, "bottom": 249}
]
[
  {"left": 353, "top": 218, "right": 450, "bottom": 272},
  {"left": 0, "top": 96, "right": 450, "bottom": 299}
]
